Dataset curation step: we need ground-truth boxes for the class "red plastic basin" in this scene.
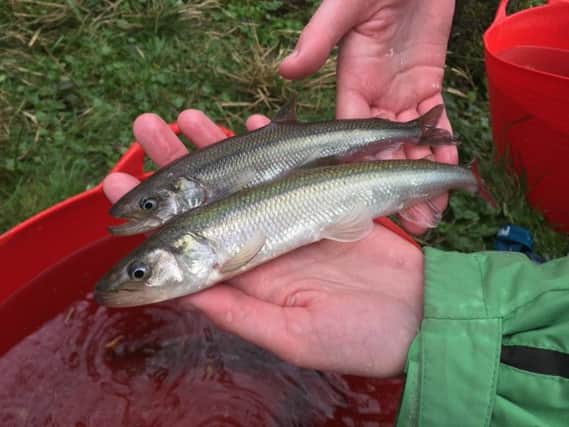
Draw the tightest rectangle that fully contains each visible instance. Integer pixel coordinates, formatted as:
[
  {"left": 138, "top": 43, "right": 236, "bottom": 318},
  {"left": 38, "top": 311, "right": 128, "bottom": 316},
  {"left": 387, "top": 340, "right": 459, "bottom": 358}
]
[
  {"left": 484, "top": 0, "right": 569, "bottom": 233},
  {"left": 0, "top": 125, "right": 416, "bottom": 426}
]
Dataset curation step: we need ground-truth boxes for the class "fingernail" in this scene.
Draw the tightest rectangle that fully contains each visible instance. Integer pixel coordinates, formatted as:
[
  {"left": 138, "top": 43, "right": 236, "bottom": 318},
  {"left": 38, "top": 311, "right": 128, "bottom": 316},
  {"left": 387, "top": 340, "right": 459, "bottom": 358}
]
[{"left": 285, "top": 48, "right": 300, "bottom": 61}]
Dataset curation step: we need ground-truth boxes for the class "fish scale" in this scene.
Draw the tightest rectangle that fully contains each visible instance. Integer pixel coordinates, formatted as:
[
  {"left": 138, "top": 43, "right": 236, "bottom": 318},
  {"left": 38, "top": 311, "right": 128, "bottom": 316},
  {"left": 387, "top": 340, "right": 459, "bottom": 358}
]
[{"left": 158, "top": 160, "right": 476, "bottom": 281}]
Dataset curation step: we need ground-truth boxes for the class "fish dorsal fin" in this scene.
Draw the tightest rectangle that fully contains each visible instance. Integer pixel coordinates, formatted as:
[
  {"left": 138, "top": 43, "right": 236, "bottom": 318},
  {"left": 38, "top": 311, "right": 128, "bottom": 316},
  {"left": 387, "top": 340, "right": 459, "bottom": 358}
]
[
  {"left": 272, "top": 96, "right": 297, "bottom": 124},
  {"left": 220, "top": 230, "right": 266, "bottom": 273},
  {"left": 322, "top": 204, "right": 374, "bottom": 242}
]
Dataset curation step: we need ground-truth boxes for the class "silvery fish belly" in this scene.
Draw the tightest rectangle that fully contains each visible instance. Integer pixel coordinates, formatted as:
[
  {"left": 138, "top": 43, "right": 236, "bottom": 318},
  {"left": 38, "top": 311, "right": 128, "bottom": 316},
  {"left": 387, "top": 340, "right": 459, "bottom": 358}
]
[
  {"left": 108, "top": 98, "right": 457, "bottom": 236},
  {"left": 95, "top": 160, "right": 477, "bottom": 308}
]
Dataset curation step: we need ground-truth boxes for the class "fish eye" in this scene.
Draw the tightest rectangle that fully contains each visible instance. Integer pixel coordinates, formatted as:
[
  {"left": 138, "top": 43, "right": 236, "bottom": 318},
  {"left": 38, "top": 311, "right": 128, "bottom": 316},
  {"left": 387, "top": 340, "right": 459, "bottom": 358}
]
[
  {"left": 127, "top": 263, "right": 150, "bottom": 281},
  {"left": 139, "top": 197, "right": 157, "bottom": 211}
]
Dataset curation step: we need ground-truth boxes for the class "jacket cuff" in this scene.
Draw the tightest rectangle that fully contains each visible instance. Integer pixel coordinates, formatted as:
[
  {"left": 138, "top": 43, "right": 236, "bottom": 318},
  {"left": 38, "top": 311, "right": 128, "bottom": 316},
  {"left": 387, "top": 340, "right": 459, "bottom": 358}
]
[{"left": 396, "top": 248, "right": 502, "bottom": 427}]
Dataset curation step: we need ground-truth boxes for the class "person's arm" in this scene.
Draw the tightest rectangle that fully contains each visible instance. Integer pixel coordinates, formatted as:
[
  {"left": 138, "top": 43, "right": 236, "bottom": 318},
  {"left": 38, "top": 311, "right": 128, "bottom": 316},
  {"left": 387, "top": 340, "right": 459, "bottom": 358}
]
[{"left": 397, "top": 248, "right": 569, "bottom": 426}]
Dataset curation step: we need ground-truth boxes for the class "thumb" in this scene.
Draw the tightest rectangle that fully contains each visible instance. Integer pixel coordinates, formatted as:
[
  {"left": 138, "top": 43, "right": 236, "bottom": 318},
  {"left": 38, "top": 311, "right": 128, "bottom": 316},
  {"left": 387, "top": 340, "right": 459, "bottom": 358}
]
[{"left": 279, "top": 0, "right": 366, "bottom": 80}]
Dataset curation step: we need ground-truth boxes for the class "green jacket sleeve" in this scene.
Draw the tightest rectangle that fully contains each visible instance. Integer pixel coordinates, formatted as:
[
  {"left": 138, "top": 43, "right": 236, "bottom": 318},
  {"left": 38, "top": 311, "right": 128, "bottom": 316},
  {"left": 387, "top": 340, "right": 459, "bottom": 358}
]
[{"left": 396, "top": 248, "right": 569, "bottom": 427}]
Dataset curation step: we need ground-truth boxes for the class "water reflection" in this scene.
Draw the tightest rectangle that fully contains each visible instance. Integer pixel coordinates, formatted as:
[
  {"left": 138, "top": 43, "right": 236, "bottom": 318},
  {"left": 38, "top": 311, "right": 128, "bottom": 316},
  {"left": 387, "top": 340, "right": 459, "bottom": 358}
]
[{"left": 0, "top": 293, "right": 396, "bottom": 426}]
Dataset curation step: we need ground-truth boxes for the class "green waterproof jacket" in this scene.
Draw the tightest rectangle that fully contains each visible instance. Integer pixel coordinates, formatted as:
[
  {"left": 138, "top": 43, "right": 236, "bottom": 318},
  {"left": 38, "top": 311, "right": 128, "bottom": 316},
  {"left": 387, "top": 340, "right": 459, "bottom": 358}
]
[{"left": 396, "top": 248, "right": 569, "bottom": 426}]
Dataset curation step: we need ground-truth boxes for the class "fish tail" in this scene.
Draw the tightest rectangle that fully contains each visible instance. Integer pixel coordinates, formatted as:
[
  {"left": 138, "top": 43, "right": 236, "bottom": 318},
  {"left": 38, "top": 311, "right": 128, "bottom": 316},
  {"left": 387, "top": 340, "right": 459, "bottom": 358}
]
[
  {"left": 416, "top": 104, "right": 444, "bottom": 129},
  {"left": 414, "top": 104, "right": 459, "bottom": 146},
  {"left": 469, "top": 159, "right": 498, "bottom": 209},
  {"left": 418, "top": 127, "right": 460, "bottom": 146}
]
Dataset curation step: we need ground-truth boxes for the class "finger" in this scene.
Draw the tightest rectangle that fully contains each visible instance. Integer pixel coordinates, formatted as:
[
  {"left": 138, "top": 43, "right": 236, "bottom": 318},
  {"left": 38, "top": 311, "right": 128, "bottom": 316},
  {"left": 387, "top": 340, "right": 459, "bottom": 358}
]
[
  {"left": 336, "top": 88, "right": 372, "bottom": 119},
  {"left": 399, "top": 138, "right": 456, "bottom": 233},
  {"left": 103, "top": 172, "right": 141, "bottom": 204},
  {"left": 397, "top": 105, "right": 444, "bottom": 235},
  {"left": 431, "top": 121, "right": 458, "bottom": 166},
  {"left": 177, "top": 109, "right": 228, "bottom": 149},
  {"left": 246, "top": 114, "right": 271, "bottom": 131},
  {"left": 133, "top": 113, "right": 189, "bottom": 167},
  {"left": 181, "top": 285, "right": 307, "bottom": 364},
  {"left": 398, "top": 220, "right": 425, "bottom": 237},
  {"left": 335, "top": 35, "right": 386, "bottom": 120},
  {"left": 395, "top": 103, "right": 455, "bottom": 235},
  {"left": 279, "top": 0, "right": 365, "bottom": 80}
]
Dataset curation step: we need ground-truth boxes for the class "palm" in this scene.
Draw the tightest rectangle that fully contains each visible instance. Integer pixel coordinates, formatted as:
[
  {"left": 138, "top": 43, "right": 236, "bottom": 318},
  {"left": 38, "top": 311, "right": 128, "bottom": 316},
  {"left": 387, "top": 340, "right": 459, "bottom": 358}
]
[
  {"left": 335, "top": 2, "right": 453, "bottom": 122},
  {"left": 203, "top": 223, "right": 423, "bottom": 377}
]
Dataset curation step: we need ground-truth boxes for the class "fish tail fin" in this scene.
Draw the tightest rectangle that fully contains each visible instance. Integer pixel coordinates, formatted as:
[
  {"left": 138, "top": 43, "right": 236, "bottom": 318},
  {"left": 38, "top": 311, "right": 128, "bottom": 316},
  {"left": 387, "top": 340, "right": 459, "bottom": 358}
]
[
  {"left": 418, "top": 127, "right": 460, "bottom": 146},
  {"left": 413, "top": 105, "right": 459, "bottom": 146},
  {"left": 417, "top": 104, "right": 444, "bottom": 129},
  {"left": 468, "top": 159, "right": 498, "bottom": 209}
]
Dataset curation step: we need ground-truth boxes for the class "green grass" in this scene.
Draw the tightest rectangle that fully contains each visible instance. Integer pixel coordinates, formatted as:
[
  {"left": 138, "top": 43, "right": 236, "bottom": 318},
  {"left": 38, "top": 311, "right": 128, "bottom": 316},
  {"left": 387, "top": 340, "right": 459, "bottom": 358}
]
[{"left": 1, "top": 0, "right": 567, "bottom": 258}]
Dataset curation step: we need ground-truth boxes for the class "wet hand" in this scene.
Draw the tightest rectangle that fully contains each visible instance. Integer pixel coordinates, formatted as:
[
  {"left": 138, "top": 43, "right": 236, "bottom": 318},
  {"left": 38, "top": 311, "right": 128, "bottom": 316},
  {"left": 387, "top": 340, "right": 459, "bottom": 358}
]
[
  {"left": 279, "top": 0, "right": 458, "bottom": 234},
  {"left": 103, "top": 112, "right": 424, "bottom": 378}
]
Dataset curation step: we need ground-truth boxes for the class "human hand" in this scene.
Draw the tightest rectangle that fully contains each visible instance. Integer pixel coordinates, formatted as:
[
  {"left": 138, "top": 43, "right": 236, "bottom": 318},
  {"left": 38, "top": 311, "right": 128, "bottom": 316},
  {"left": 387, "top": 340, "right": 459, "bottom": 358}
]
[
  {"left": 279, "top": 0, "right": 458, "bottom": 234},
  {"left": 103, "top": 111, "right": 425, "bottom": 378}
]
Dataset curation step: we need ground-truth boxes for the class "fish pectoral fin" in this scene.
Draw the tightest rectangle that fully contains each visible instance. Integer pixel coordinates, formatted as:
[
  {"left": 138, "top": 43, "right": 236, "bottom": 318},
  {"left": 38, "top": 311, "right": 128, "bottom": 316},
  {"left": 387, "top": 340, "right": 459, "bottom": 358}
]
[
  {"left": 220, "top": 230, "right": 266, "bottom": 274},
  {"left": 322, "top": 205, "right": 375, "bottom": 242},
  {"left": 272, "top": 96, "right": 297, "bottom": 124}
]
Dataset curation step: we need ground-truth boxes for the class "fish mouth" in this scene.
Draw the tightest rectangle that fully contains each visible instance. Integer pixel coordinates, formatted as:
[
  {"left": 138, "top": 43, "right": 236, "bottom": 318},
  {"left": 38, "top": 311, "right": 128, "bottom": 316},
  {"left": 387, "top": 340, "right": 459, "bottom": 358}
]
[
  {"left": 94, "top": 290, "right": 143, "bottom": 308},
  {"left": 107, "top": 216, "right": 164, "bottom": 236},
  {"left": 94, "top": 289, "right": 121, "bottom": 307},
  {"left": 94, "top": 279, "right": 148, "bottom": 308},
  {"left": 94, "top": 286, "right": 174, "bottom": 308}
]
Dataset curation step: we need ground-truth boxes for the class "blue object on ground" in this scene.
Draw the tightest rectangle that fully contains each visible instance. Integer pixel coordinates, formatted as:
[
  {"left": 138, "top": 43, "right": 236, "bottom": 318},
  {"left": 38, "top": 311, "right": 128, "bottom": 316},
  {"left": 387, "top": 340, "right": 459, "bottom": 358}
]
[{"left": 494, "top": 224, "right": 544, "bottom": 263}]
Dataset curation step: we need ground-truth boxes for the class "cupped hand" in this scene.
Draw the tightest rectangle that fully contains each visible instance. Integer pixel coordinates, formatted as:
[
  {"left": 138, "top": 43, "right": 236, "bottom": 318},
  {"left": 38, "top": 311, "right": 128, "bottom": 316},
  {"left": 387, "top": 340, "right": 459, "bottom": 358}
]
[
  {"left": 279, "top": 0, "right": 458, "bottom": 234},
  {"left": 103, "top": 112, "right": 424, "bottom": 378}
]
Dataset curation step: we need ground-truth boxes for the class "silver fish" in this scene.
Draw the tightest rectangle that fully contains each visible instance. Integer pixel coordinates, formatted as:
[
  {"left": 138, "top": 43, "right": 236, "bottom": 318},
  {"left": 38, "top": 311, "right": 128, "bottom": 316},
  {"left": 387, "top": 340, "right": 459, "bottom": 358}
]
[
  {"left": 95, "top": 160, "right": 478, "bottom": 307},
  {"left": 108, "top": 99, "right": 456, "bottom": 235}
]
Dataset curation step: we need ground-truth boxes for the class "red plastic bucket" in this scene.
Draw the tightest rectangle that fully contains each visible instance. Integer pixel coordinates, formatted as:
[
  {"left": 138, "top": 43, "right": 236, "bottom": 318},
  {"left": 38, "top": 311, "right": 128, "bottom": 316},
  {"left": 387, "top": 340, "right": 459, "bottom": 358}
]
[
  {"left": 1, "top": 125, "right": 414, "bottom": 425},
  {"left": 484, "top": 0, "right": 569, "bottom": 233}
]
